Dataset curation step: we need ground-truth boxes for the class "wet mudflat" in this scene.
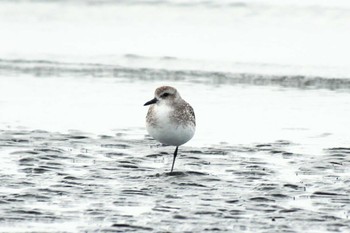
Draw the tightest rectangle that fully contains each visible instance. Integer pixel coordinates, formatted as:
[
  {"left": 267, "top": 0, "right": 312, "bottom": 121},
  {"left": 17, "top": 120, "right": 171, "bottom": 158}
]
[{"left": 0, "top": 128, "right": 349, "bottom": 232}]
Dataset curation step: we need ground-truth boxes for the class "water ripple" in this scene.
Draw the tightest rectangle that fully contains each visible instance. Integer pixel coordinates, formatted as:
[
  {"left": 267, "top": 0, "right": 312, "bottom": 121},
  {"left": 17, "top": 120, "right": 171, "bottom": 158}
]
[{"left": 0, "top": 128, "right": 349, "bottom": 232}]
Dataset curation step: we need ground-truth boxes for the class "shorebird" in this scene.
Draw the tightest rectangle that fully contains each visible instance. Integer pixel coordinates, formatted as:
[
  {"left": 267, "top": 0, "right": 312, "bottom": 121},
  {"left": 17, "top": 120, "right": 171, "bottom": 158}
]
[{"left": 144, "top": 86, "right": 196, "bottom": 172}]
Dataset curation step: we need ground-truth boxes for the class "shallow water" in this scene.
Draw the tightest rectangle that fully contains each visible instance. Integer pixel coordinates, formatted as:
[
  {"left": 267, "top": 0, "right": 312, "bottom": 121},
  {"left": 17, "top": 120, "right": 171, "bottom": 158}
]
[
  {"left": 0, "top": 128, "right": 349, "bottom": 232},
  {"left": 1, "top": 70, "right": 350, "bottom": 232}
]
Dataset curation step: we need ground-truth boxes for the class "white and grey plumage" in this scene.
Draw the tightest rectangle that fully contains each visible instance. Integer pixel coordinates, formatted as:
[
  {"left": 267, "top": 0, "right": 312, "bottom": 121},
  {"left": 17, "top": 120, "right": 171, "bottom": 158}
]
[{"left": 144, "top": 86, "right": 196, "bottom": 172}]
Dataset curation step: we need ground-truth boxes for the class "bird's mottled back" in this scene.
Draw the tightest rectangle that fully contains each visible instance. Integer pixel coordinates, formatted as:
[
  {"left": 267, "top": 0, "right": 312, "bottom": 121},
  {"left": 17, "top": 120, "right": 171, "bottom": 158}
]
[{"left": 171, "top": 100, "right": 195, "bottom": 127}]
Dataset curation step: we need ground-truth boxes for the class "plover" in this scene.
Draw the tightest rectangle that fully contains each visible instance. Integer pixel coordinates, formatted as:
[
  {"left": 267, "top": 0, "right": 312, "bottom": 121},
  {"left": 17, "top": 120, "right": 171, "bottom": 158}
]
[{"left": 144, "top": 86, "right": 196, "bottom": 172}]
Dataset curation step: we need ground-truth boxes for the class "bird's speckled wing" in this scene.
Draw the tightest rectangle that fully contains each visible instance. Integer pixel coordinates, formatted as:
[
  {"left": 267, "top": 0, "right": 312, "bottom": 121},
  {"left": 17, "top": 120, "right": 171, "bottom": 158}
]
[{"left": 172, "top": 101, "right": 196, "bottom": 127}]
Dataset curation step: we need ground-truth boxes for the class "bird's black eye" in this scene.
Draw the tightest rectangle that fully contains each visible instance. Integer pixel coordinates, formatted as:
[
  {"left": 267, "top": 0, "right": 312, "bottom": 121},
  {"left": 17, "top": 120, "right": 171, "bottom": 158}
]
[{"left": 161, "top": 93, "right": 170, "bottom": 98}]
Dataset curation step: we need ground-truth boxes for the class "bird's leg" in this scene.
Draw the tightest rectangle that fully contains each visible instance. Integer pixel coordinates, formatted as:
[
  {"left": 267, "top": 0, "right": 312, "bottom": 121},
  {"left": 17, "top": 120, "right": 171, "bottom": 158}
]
[{"left": 170, "top": 146, "right": 179, "bottom": 173}]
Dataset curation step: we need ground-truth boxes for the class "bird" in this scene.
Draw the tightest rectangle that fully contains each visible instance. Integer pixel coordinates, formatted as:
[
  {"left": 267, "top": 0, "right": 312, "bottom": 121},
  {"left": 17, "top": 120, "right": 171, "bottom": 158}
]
[{"left": 144, "top": 86, "right": 196, "bottom": 173}]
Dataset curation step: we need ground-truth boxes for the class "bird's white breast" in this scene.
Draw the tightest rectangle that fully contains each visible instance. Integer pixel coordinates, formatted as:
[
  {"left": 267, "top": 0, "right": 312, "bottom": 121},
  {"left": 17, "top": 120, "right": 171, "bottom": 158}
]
[{"left": 146, "top": 104, "right": 195, "bottom": 146}]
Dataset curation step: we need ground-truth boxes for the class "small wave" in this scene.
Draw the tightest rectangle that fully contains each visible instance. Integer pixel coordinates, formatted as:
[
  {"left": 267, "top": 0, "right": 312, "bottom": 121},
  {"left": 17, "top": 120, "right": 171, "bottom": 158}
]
[
  {"left": 1, "top": 58, "right": 350, "bottom": 90},
  {"left": 44, "top": 0, "right": 248, "bottom": 8}
]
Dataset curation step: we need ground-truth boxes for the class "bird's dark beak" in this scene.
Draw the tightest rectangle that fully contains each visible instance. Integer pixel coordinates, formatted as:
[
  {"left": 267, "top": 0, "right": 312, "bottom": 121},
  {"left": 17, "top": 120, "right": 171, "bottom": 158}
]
[{"left": 144, "top": 97, "right": 158, "bottom": 106}]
